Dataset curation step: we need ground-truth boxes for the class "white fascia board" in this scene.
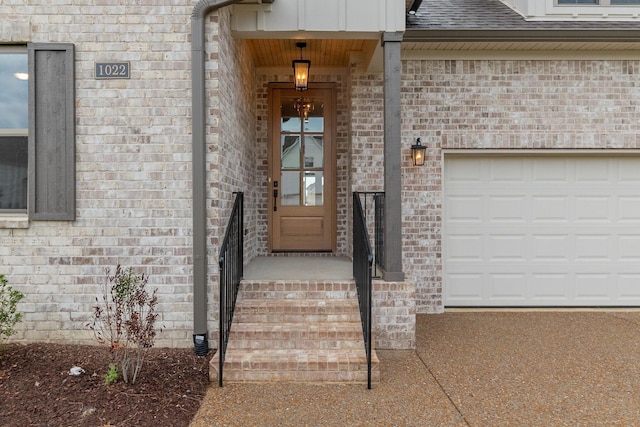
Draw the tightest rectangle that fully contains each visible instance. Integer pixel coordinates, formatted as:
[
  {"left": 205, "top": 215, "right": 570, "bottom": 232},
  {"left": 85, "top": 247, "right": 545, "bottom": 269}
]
[{"left": 231, "top": 0, "right": 405, "bottom": 35}]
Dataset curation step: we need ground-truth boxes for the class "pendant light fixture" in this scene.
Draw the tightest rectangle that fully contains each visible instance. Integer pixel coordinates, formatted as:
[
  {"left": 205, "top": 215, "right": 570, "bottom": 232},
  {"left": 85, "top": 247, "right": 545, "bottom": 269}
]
[{"left": 292, "top": 42, "right": 310, "bottom": 91}]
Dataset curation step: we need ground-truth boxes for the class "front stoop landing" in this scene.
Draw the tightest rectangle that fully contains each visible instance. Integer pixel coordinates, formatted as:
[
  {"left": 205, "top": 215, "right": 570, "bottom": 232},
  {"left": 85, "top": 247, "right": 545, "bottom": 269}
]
[{"left": 210, "top": 280, "right": 380, "bottom": 384}]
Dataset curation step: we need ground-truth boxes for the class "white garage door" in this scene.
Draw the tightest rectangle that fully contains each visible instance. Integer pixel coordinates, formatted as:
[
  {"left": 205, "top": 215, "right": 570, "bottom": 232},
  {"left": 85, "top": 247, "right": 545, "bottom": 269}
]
[{"left": 444, "top": 154, "right": 640, "bottom": 307}]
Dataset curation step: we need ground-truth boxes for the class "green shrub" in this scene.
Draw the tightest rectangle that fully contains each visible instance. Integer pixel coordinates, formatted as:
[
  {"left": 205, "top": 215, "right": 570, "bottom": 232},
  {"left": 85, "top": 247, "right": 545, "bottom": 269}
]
[
  {"left": 0, "top": 274, "right": 24, "bottom": 346},
  {"left": 104, "top": 363, "right": 119, "bottom": 385}
]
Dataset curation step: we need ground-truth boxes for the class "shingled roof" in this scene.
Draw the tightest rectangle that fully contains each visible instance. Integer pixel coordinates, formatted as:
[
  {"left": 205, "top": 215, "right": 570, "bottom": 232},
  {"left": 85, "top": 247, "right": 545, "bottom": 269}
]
[{"left": 406, "top": 0, "right": 640, "bottom": 40}]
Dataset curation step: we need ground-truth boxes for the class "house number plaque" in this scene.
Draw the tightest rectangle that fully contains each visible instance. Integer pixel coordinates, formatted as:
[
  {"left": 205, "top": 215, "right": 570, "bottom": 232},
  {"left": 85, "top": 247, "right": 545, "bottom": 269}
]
[{"left": 95, "top": 62, "right": 130, "bottom": 79}]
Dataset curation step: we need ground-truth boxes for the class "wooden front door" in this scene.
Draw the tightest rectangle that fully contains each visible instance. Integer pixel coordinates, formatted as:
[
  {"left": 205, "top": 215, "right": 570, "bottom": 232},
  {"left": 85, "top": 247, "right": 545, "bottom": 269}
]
[{"left": 268, "top": 84, "right": 336, "bottom": 252}]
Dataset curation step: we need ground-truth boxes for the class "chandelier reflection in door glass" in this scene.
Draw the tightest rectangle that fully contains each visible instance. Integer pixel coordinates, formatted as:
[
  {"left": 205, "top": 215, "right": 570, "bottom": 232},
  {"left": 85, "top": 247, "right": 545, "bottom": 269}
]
[{"left": 294, "top": 98, "right": 314, "bottom": 122}]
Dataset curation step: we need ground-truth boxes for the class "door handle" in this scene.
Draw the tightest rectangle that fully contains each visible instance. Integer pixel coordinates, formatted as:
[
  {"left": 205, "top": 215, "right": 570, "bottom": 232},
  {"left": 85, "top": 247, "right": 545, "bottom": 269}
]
[{"left": 273, "top": 181, "right": 278, "bottom": 211}]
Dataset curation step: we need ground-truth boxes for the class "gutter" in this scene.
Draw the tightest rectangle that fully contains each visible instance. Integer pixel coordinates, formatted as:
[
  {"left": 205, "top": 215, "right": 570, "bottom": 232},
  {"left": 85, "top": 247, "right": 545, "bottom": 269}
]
[
  {"left": 404, "top": 29, "right": 640, "bottom": 43},
  {"left": 191, "top": 0, "right": 243, "bottom": 356}
]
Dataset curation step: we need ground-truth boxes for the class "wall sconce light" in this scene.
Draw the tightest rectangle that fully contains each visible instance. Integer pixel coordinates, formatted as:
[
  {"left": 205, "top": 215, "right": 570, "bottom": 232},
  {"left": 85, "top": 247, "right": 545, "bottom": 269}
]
[
  {"left": 292, "top": 42, "right": 311, "bottom": 91},
  {"left": 411, "top": 138, "right": 427, "bottom": 166}
]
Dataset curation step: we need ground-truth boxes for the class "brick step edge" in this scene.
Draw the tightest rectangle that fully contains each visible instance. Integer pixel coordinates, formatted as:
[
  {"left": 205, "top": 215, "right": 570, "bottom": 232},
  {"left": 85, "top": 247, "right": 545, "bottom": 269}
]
[
  {"left": 238, "top": 291, "right": 359, "bottom": 299},
  {"left": 226, "top": 340, "right": 365, "bottom": 350},
  {"left": 216, "top": 349, "right": 380, "bottom": 381},
  {"left": 233, "top": 302, "right": 360, "bottom": 316},
  {"left": 210, "top": 349, "right": 380, "bottom": 383},
  {"left": 219, "top": 369, "right": 381, "bottom": 383},
  {"left": 235, "top": 298, "right": 360, "bottom": 307},
  {"left": 224, "top": 348, "right": 374, "bottom": 366},
  {"left": 241, "top": 280, "right": 356, "bottom": 288},
  {"left": 229, "top": 321, "right": 363, "bottom": 334},
  {"left": 232, "top": 313, "right": 362, "bottom": 323}
]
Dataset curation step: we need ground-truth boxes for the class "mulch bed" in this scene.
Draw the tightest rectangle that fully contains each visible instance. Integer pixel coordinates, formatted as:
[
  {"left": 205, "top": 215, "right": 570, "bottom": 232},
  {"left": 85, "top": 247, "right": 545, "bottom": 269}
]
[{"left": 0, "top": 343, "right": 213, "bottom": 427}]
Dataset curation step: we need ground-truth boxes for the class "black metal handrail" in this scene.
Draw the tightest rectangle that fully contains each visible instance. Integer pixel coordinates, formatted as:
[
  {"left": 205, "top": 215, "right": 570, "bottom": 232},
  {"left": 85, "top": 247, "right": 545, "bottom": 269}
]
[
  {"left": 355, "top": 192, "right": 385, "bottom": 278},
  {"left": 218, "top": 192, "right": 244, "bottom": 387},
  {"left": 353, "top": 192, "right": 373, "bottom": 389}
]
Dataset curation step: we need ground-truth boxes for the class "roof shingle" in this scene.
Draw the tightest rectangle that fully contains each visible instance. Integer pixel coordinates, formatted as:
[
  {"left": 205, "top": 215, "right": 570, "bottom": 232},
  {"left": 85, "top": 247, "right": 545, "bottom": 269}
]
[{"left": 406, "top": 0, "right": 640, "bottom": 31}]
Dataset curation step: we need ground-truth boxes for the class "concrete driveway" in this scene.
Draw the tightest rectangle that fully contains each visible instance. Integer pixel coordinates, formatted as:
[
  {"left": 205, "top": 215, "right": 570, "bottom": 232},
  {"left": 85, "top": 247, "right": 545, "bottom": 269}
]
[
  {"left": 192, "top": 312, "right": 640, "bottom": 426},
  {"left": 418, "top": 311, "right": 640, "bottom": 425}
]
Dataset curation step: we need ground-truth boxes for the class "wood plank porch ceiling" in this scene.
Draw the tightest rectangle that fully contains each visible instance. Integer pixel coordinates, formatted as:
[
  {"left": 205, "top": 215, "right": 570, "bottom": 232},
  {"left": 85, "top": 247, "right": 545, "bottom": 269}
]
[
  {"left": 246, "top": 39, "right": 377, "bottom": 67},
  {"left": 246, "top": 39, "right": 640, "bottom": 69}
]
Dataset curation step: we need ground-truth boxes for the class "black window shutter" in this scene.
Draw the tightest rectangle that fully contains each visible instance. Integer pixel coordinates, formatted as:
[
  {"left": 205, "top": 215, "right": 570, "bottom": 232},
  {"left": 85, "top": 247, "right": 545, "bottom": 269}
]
[{"left": 28, "top": 43, "right": 75, "bottom": 220}]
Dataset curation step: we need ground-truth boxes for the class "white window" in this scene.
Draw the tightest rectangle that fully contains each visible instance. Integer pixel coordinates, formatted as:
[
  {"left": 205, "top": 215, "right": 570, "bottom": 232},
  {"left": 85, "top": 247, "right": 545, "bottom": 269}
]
[
  {"left": 0, "top": 48, "right": 28, "bottom": 213},
  {"left": 557, "top": 0, "right": 598, "bottom": 4},
  {"left": 557, "top": 0, "right": 640, "bottom": 4}
]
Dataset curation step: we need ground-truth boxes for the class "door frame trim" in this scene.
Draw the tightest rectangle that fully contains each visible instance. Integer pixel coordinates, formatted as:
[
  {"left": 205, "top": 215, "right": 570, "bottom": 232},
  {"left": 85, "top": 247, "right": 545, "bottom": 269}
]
[{"left": 267, "top": 82, "right": 338, "bottom": 253}]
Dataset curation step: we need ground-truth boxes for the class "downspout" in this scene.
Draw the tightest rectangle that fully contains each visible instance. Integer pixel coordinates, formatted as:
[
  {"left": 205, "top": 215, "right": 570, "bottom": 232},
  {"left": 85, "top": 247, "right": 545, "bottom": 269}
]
[{"left": 191, "top": 0, "right": 242, "bottom": 355}]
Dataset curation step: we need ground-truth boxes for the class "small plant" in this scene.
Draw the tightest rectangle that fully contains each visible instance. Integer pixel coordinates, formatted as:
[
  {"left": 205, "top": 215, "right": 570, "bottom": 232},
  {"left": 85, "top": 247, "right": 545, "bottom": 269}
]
[
  {"left": 104, "top": 363, "right": 119, "bottom": 385},
  {"left": 87, "top": 265, "right": 160, "bottom": 384},
  {"left": 0, "top": 274, "right": 24, "bottom": 348}
]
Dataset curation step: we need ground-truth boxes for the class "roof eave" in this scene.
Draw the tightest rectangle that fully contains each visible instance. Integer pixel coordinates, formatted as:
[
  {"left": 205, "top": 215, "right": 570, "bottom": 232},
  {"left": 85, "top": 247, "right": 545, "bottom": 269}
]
[{"left": 404, "top": 29, "right": 640, "bottom": 43}]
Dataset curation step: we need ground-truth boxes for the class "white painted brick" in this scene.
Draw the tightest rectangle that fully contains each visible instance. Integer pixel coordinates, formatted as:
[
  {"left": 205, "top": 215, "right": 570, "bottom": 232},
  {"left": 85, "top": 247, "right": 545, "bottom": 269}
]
[
  {"left": 0, "top": 18, "right": 31, "bottom": 41},
  {"left": 1, "top": 0, "right": 196, "bottom": 345}
]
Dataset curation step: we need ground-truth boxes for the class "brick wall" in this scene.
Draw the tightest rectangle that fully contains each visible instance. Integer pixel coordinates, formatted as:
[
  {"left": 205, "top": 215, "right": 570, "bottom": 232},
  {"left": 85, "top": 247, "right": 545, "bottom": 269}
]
[
  {"left": 0, "top": 1, "right": 206, "bottom": 346},
  {"left": 373, "top": 280, "right": 416, "bottom": 349},
  {"left": 350, "top": 72, "right": 385, "bottom": 194},
  {"left": 210, "top": 8, "right": 259, "bottom": 341},
  {"left": 350, "top": 68, "right": 416, "bottom": 349},
  {"left": 0, "top": 2, "right": 265, "bottom": 346},
  {"left": 402, "top": 58, "right": 640, "bottom": 313}
]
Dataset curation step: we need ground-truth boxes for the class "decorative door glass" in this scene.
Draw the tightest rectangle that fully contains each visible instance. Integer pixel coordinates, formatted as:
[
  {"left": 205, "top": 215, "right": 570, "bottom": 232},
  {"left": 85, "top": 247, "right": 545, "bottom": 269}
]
[{"left": 280, "top": 98, "right": 324, "bottom": 207}]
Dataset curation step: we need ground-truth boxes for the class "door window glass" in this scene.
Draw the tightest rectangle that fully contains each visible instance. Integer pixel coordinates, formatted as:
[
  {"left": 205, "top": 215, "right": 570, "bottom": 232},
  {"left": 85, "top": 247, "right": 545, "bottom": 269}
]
[
  {"left": 303, "top": 115, "right": 323, "bottom": 132},
  {"left": 304, "top": 171, "right": 323, "bottom": 206},
  {"left": 281, "top": 171, "right": 300, "bottom": 206},
  {"left": 281, "top": 135, "right": 301, "bottom": 169},
  {"left": 303, "top": 136, "right": 323, "bottom": 168},
  {"left": 278, "top": 96, "right": 325, "bottom": 207}
]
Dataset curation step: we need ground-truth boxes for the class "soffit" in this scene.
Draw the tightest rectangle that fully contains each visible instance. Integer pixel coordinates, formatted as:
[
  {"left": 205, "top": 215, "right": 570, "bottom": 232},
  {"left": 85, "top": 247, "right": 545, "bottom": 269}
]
[
  {"left": 246, "top": 38, "right": 378, "bottom": 68},
  {"left": 403, "top": 41, "right": 640, "bottom": 51}
]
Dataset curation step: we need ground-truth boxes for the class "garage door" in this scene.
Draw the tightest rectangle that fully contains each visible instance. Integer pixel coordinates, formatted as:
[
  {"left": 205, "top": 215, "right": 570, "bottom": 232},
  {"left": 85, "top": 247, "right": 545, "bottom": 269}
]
[{"left": 444, "top": 154, "right": 640, "bottom": 307}]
